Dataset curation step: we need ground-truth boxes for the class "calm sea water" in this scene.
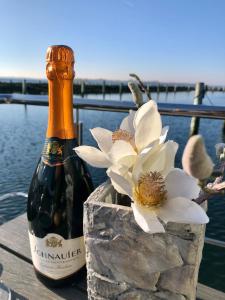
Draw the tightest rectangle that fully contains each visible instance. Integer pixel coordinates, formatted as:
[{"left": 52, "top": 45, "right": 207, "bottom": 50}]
[{"left": 0, "top": 91, "right": 225, "bottom": 291}]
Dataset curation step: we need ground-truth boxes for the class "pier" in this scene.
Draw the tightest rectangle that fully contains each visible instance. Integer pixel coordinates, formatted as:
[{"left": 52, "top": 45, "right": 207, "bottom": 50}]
[
  {"left": 0, "top": 94, "right": 225, "bottom": 298},
  {"left": 0, "top": 79, "right": 225, "bottom": 96}
]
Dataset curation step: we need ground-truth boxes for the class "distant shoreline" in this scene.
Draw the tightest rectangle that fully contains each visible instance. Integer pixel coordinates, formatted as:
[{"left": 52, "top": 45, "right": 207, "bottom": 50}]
[{"left": 1, "top": 80, "right": 224, "bottom": 95}]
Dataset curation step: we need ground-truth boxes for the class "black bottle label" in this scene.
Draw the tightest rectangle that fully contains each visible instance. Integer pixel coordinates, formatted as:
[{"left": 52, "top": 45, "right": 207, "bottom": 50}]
[{"left": 42, "top": 138, "right": 66, "bottom": 166}]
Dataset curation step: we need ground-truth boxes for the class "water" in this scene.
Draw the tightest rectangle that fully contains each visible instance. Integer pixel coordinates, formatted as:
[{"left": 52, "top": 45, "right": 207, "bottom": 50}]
[
  {"left": 83, "top": 90, "right": 225, "bottom": 106},
  {"left": 0, "top": 91, "right": 225, "bottom": 291}
]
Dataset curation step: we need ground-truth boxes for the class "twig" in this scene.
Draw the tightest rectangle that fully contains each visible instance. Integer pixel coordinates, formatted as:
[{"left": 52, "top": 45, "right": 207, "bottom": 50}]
[
  {"left": 129, "top": 73, "right": 152, "bottom": 101},
  {"left": 193, "top": 176, "right": 225, "bottom": 205}
]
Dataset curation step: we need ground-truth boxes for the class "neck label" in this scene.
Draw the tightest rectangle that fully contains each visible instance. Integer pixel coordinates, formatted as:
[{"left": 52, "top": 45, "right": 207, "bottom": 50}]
[{"left": 42, "top": 138, "right": 66, "bottom": 166}]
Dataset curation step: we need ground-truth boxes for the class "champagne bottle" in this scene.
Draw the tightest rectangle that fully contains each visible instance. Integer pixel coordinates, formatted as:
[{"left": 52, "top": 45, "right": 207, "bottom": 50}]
[{"left": 27, "top": 45, "right": 93, "bottom": 287}]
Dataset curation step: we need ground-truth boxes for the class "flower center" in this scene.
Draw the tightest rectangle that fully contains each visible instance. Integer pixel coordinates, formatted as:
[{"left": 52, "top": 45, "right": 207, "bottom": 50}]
[
  {"left": 134, "top": 172, "right": 167, "bottom": 208},
  {"left": 112, "top": 129, "right": 136, "bottom": 150}
]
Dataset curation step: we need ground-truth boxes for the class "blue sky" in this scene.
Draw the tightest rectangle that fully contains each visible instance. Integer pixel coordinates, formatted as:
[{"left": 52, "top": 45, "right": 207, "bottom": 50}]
[{"left": 0, "top": 0, "right": 225, "bottom": 84}]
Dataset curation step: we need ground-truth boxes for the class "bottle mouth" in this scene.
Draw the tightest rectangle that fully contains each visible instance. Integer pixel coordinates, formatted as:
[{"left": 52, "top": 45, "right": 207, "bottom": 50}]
[{"left": 46, "top": 45, "right": 74, "bottom": 64}]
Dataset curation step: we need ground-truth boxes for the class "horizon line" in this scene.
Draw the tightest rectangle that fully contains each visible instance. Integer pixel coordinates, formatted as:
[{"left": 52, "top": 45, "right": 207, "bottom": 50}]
[{"left": 0, "top": 76, "right": 224, "bottom": 87}]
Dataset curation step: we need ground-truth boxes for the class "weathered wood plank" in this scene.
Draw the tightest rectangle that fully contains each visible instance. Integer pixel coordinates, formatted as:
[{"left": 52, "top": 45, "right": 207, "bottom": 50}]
[
  {"left": 0, "top": 247, "right": 87, "bottom": 300},
  {"left": 0, "top": 214, "right": 87, "bottom": 291},
  {"left": 0, "top": 214, "right": 30, "bottom": 259},
  {"left": 1, "top": 214, "right": 225, "bottom": 300},
  {"left": 197, "top": 283, "right": 225, "bottom": 300}
]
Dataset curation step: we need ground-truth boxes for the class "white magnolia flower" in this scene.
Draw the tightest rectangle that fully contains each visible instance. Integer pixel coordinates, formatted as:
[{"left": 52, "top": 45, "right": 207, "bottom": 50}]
[
  {"left": 107, "top": 141, "right": 209, "bottom": 234},
  {"left": 74, "top": 101, "right": 168, "bottom": 169}
]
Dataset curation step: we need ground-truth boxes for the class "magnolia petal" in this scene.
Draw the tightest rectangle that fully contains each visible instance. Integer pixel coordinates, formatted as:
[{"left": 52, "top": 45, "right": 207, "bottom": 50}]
[
  {"left": 108, "top": 140, "right": 137, "bottom": 168},
  {"left": 118, "top": 155, "right": 137, "bottom": 169},
  {"left": 132, "top": 144, "right": 161, "bottom": 183},
  {"left": 142, "top": 141, "right": 178, "bottom": 177},
  {"left": 140, "top": 125, "right": 168, "bottom": 152},
  {"left": 134, "top": 101, "right": 156, "bottom": 128},
  {"left": 157, "top": 196, "right": 209, "bottom": 224},
  {"left": 108, "top": 164, "right": 130, "bottom": 177},
  {"left": 90, "top": 127, "right": 113, "bottom": 153},
  {"left": 131, "top": 203, "right": 165, "bottom": 233},
  {"left": 120, "top": 110, "right": 136, "bottom": 134},
  {"left": 165, "top": 168, "right": 200, "bottom": 200},
  {"left": 108, "top": 165, "right": 133, "bottom": 187},
  {"left": 134, "top": 101, "right": 162, "bottom": 151},
  {"left": 160, "top": 126, "right": 169, "bottom": 144},
  {"left": 160, "top": 141, "right": 178, "bottom": 177},
  {"left": 74, "top": 146, "right": 110, "bottom": 168},
  {"left": 141, "top": 138, "right": 160, "bottom": 153},
  {"left": 107, "top": 169, "right": 132, "bottom": 197}
]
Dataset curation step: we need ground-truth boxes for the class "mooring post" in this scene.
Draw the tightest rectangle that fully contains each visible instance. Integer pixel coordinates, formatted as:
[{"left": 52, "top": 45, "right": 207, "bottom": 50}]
[
  {"left": 78, "top": 121, "right": 83, "bottom": 146},
  {"left": 81, "top": 80, "right": 85, "bottom": 97},
  {"left": 102, "top": 80, "right": 106, "bottom": 99},
  {"left": 222, "top": 120, "right": 225, "bottom": 136},
  {"left": 157, "top": 83, "right": 160, "bottom": 94},
  {"left": 165, "top": 85, "right": 169, "bottom": 94},
  {"left": 221, "top": 84, "right": 225, "bottom": 134},
  {"left": 174, "top": 84, "right": 177, "bottom": 94},
  {"left": 119, "top": 82, "right": 123, "bottom": 100},
  {"left": 22, "top": 79, "right": 27, "bottom": 94},
  {"left": 189, "top": 82, "right": 205, "bottom": 136},
  {"left": 156, "top": 83, "right": 160, "bottom": 100},
  {"left": 147, "top": 83, "right": 151, "bottom": 94}
]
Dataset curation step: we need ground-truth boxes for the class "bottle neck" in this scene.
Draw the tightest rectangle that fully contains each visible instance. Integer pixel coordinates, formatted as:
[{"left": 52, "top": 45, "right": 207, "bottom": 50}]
[{"left": 46, "top": 79, "right": 76, "bottom": 139}]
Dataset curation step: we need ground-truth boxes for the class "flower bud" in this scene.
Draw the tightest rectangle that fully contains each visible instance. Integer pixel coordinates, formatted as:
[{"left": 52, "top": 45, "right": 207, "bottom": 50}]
[
  {"left": 215, "top": 143, "right": 225, "bottom": 157},
  {"left": 220, "top": 153, "right": 225, "bottom": 161},
  {"left": 182, "top": 135, "right": 214, "bottom": 180},
  {"left": 128, "top": 81, "right": 143, "bottom": 107}
]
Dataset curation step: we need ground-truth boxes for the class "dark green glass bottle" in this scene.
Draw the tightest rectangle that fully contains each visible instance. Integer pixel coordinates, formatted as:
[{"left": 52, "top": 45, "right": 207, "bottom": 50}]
[{"left": 27, "top": 45, "right": 93, "bottom": 287}]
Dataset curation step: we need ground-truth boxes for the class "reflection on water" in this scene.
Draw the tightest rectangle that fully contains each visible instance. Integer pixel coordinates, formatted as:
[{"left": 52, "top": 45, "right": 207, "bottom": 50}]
[
  {"left": 79, "top": 90, "right": 225, "bottom": 106},
  {"left": 0, "top": 91, "right": 225, "bottom": 291}
]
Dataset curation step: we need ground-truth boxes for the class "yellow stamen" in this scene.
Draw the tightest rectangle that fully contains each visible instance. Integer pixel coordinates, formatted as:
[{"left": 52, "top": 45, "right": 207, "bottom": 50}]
[
  {"left": 112, "top": 129, "right": 136, "bottom": 150},
  {"left": 134, "top": 172, "right": 167, "bottom": 208}
]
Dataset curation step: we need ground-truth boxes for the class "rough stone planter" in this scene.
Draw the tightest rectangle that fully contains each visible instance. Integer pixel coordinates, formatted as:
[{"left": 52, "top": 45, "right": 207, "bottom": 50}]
[{"left": 84, "top": 181, "right": 206, "bottom": 300}]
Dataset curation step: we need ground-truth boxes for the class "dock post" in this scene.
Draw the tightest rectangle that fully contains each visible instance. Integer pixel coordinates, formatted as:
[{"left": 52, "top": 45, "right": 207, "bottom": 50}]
[
  {"left": 189, "top": 82, "right": 205, "bottom": 136},
  {"left": 81, "top": 80, "right": 85, "bottom": 97},
  {"left": 174, "top": 84, "right": 177, "bottom": 94},
  {"left": 157, "top": 83, "right": 160, "bottom": 100},
  {"left": 147, "top": 83, "right": 151, "bottom": 94},
  {"left": 22, "top": 79, "right": 27, "bottom": 94},
  {"left": 78, "top": 121, "right": 83, "bottom": 146},
  {"left": 222, "top": 121, "right": 225, "bottom": 136},
  {"left": 165, "top": 85, "right": 169, "bottom": 101},
  {"left": 119, "top": 82, "right": 123, "bottom": 100},
  {"left": 165, "top": 85, "right": 169, "bottom": 94},
  {"left": 102, "top": 80, "right": 106, "bottom": 99},
  {"left": 75, "top": 108, "right": 80, "bottom": 141}
]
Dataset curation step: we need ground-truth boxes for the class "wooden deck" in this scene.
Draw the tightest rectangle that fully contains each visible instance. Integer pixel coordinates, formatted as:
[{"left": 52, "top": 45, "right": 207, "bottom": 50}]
[
  {"left": 0, "top": 214, "right": 225, "bottom": 300},
  {"left": 0, "top": 214, "right": 87, "bottom": 299}
]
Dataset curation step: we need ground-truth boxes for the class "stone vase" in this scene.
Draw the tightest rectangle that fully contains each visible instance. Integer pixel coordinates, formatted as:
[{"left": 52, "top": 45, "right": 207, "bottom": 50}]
[{"left": 84, "top": 181, "right": 206, "bottom": 300}]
